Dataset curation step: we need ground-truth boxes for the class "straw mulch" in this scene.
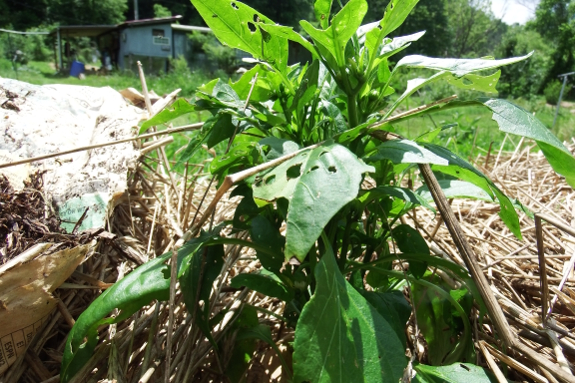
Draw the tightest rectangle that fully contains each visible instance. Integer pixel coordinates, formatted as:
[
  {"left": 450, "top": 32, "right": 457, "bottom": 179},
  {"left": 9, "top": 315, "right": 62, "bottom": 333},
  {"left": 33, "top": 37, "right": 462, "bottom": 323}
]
[{"left": 4, "top": 137, "right": 575, "bottom": 383}]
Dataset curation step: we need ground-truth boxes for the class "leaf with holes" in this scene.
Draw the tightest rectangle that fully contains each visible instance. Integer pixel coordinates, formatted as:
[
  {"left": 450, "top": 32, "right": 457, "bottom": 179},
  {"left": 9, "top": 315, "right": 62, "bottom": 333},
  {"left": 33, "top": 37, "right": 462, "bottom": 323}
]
[
  {"left": 190, "top": 0, "right": 288, "bottom": 73},
  {"left": 293, "top": 248, "right": 406, "bottom": 383},
  {"left": 447, "top": 71, "right": 501, "bottom": 94},
  {"left": 314, "top": 0, "right": 334, "bottom": 29},
  {"left": 252, "top": 142, "right": 374, "bottom": 261},
  {"left": 395, "top": 52, "right": 533, "bottom": 76}
]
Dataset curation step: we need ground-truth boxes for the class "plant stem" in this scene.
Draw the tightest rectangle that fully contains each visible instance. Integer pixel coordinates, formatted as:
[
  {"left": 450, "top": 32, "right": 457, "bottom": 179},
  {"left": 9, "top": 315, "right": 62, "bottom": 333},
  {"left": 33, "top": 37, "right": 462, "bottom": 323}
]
[{"left": 347, "top": 94, "right": 359, "bottom": 128}]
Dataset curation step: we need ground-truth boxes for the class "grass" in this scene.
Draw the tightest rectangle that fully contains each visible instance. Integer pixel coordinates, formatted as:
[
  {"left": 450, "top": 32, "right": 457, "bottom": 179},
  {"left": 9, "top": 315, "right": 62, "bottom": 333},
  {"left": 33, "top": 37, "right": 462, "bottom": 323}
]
[
  {"left": 0, "top": 59, "right": 214, "bottom": 98},
  {"left": 392, "top": 93, "right": 575, "bottom": 162}
]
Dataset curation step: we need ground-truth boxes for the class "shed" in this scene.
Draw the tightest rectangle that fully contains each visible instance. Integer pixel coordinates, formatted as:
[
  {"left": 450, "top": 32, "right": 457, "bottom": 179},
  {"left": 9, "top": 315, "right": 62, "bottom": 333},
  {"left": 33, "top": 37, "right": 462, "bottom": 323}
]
[{"left": 116, "top": 16, "right": 182, "bottom": 73}]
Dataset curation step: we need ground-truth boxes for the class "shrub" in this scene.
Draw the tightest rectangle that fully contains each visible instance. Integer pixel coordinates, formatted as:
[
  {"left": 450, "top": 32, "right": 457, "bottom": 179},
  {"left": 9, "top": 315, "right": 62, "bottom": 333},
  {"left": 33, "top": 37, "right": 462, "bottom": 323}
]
[{"left": 544, "top": 79, "right": 566, "bottom": 104}]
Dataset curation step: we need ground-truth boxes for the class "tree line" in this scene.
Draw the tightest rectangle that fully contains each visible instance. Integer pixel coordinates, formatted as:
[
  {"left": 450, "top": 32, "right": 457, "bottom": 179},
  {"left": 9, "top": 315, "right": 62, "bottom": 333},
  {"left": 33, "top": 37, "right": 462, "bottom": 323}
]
[{"left": 0, "top": 0, "right": 573, "bottom": 100}]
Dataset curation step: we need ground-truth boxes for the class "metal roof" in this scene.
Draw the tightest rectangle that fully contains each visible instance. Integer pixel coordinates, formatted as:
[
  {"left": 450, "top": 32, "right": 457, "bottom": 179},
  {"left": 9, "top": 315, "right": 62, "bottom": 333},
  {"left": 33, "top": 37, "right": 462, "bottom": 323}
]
[{"left": 119, "top": 15, "right": 182, "bottom": 28}]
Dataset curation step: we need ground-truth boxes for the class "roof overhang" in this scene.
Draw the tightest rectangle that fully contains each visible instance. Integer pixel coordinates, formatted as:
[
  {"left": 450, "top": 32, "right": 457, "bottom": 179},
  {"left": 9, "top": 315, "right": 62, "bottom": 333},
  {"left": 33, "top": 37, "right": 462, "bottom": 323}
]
[{"left": 51, "top": 25, "right": 116, "bottom": 37}]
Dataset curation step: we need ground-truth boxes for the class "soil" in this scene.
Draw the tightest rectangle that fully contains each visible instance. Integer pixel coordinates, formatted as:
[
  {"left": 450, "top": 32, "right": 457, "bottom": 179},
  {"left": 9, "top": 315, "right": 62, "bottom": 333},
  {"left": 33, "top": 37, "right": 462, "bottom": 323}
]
[{"left": 0, "top": 172, "right": 78, "bottom": 264}]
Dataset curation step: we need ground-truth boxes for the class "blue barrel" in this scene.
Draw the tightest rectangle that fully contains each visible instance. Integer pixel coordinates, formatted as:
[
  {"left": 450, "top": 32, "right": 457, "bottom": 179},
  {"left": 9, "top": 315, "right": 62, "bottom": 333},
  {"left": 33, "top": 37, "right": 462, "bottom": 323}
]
[{"left": 69, "top": 61, "right": 85, "bottom": 77}]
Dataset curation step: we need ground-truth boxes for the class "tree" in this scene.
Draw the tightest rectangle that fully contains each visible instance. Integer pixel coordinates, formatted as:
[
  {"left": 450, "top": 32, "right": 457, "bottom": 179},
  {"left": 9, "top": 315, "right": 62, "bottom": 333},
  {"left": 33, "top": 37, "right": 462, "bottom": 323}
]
[
  {"left": 48, "top": 0, "right": 128, "bottom": 25},
  {"left": 496, "top": 25, "right": 554, "bottom": 97},
  {"left": 529, "top": 0, "right": 575, "bottom": 91},
  {"left": 153, "top": 4, "right": 172, "bottom": 18},
  {"left": 0, "top": 0, "right": 50, "bottom": 30},
  {"left": 386, "top": 0, "right": 452, "bottom": 57},
  {"left": 446, "top": 0, "right": 507, "bottom": 57}
]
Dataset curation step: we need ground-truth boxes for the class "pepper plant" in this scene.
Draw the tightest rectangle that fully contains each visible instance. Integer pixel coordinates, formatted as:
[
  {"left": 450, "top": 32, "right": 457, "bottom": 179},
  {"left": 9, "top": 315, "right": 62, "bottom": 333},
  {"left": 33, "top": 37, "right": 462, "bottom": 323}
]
[{"left": 61, "top": 0, "right": 575, "bottom": 382}]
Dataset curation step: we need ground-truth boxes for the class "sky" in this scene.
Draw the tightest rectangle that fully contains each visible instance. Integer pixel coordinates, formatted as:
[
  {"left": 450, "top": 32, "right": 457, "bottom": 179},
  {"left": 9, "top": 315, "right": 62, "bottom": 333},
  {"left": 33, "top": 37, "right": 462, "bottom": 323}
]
[{"left": 490, "top": 0, "right": 539, "bottom": 25}]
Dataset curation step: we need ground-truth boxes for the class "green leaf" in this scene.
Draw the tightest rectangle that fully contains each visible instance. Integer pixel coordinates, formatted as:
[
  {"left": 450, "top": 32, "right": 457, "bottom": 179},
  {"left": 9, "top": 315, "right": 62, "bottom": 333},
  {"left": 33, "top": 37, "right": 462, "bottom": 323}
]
[
  {"left": 395, "top": 52, "right": 533, "bottom": 76},
  {"left": 259, "top": 137, "right": 300, "bottom": 160},
  {"left": 250, "top": 215, "right": 285, "bottom": 272},
  {"left": 411, "top": 274, "right": 474, "bottom": 365},
  {"left": 300, "top": 0, "right": 368, "bottom": 66},
  {"left": 417, "top": 180, "right": 493, "bottom": 203},
  {"left": 423, "top": 144, "right": 522, "bottom": 240},
  {"left": 392, "top": 224, "right": 429, "bottom": 278},
  {"left": 230, "top": 64, "right": 273, "bottom": 102},
  {"left": 379, "top": 31, "right": 425, "bottom": 58},
  {"left": 367, "top": 139, "right": 449, "bottom": 166},
  {"left": 293, "top": 249, "right": 406, "bottom": 383},
  {"left": 447, "top": 71, "right": 501, "bottom": 94},
  {"left": 314, "top": 0, "right": 333, "bottom": 29},
  {"left": 206, "top": 113, "right": 235, "bottom": 148},
  {"left": 359, "top": 186, "right": 436, "bottom": 213},
  {"left": 257, "top": 23, "right": 318, "bottom": 58},
  {"left": 361, "top": 291, "right": 411, "bottom": 346},
  {"left": 479, "top": 98, "right": 575, "bottom": 188},
  {"left": 61, "top": 239, "right": 206, "bottom": 382},
  {"left": 140, "top": 99, "right": 195, "bottom": 134},
  {"left": 252, "top": 142, "right": 374, "bottom": 261},
  {"left": 365, "top": 0, "right": 420, "bottom": 65},
  {"left": 385, "top": 71, "right": 450, "bottom": 118},
  {"left": 181, "top": 242, "right": 225, "bottom": 345},
  {"left": 223, "top": 306, "right": 259, "bottom": 383},
  {"left": 413, "top": 363, "right": 504, "bottom": 383},
  {"left": 231, "top": 272, "right": 293, "bottom": 302},
  {"left": 190, "top": 0, "right": 288, "bottom": 72}
]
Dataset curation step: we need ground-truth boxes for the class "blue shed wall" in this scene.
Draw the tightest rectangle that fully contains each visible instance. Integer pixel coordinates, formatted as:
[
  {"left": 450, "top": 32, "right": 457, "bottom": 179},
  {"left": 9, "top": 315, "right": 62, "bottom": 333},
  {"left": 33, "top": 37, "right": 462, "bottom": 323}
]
[{"left": 118, "top": 22, "right": 173, "bottom": 70}]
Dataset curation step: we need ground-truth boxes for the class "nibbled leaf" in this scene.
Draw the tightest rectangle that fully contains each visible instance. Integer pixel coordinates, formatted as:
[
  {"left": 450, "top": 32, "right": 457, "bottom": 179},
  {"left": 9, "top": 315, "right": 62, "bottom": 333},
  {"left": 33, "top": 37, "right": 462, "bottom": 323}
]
[
  {"left": 300, "top": 0, "right": 368, "bottom": 66},
  {"left": 314, "top": 0, "right": 334, "bottom": 29},
  {"left": 140, "top": 99, "right": 195, "bottom": 133},
  {"left": 379, "top": 31, "right": 425, "bottom": 58},
  {"left": 413, "top": 363, "right": 504, "bottom": 383},
  {"left": 423, "top": 144, "right": 522, "bottom": 240},
  {"left": 190, "top": 0, "right": 288, "bottom": 72},
  {"left": 447, "top": 71, "right": 501, "bottom": 94},
  {"left": 479, "top": 98, "right": 575, "bottom": 188},
  {"left": 293, "top": 249, "right": 406, "bottom": 383},
  {"left": 252, "top": 142, "right": 374, "bottom": 261},
  {"left": 417, "top": 180, "right": 493, "bottom": 203},
  {"left": 395, "top": 52, "right": 533, "bottom": 76},
  {"left": 257, "top": 23, "right": 318, "bottom": 58},
  {"left": 367, "top": 139, "right": 449, "bottom": 166}
]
